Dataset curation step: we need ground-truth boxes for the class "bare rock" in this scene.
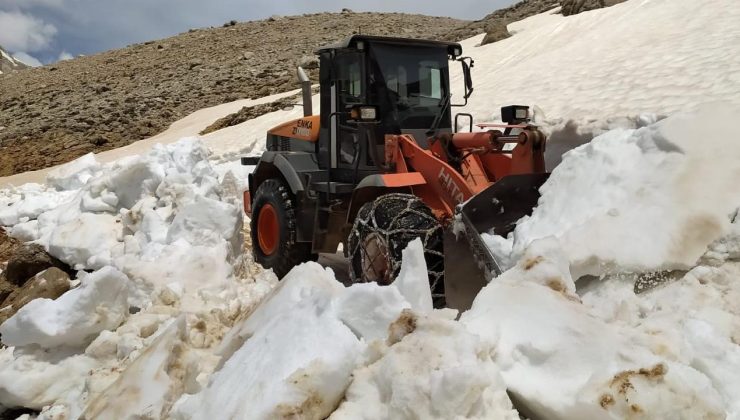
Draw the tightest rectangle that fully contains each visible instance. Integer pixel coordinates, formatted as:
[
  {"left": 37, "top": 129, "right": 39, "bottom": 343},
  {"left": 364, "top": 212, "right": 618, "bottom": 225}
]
[
  {"left": 480, "top": 21, "right": 512, "bottom": 45},
  {"left": 5, "top": 243, "right": 71, "bottom": 287},
  {"left": 297, "top": 54, "right": 319, "bottom": 69},
  {"left": 560, "top": 0, "right": 626, "bottom": 16},
  {"left": 0, "top": 267, "right": 71, "bottom": 326}
]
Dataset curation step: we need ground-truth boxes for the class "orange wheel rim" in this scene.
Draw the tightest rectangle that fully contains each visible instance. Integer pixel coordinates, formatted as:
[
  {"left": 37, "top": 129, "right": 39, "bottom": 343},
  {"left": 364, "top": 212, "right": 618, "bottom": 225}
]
[{"left": 257, "top": 203, "right": 279, "bottom": 255}]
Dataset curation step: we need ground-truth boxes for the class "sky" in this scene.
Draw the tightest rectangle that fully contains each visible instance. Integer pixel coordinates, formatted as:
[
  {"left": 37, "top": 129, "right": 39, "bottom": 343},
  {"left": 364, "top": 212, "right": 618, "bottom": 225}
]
[{"left": 0, "top": 0, "right": 516, "bottom": 66}]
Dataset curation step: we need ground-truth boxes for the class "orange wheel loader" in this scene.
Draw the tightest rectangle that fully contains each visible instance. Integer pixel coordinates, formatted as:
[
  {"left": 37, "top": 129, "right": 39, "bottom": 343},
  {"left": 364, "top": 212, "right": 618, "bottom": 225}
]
[{"left": 241, "top": 35, "right": 548, "bottom": 309}]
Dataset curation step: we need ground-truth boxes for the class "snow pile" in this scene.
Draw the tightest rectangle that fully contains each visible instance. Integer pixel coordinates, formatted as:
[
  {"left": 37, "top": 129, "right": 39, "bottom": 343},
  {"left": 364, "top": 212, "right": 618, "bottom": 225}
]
[
  {"left": 578, "top": 262, "right": 740, "bottom": 418},
  {"left": 171, "top": 240, "right": 518, "bottom": 420},
  {"left": 462, "top": 239, "right": 729, "bottom": 419},
  {"left": 0, "top": 138, "right": 275, "bottom": 417},
  {"left": 487, "top": 103, "right": 740, "bottom": 278}
]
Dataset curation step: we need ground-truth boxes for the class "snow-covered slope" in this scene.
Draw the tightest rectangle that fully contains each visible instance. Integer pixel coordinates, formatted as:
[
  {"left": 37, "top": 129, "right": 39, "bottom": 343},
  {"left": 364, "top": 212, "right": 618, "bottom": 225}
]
[
  {"left": 1, "top": 0, "right": 739, "bottom": 418},
  {"left": 0, "top": 46, "right": 29, "bottom": 75}
]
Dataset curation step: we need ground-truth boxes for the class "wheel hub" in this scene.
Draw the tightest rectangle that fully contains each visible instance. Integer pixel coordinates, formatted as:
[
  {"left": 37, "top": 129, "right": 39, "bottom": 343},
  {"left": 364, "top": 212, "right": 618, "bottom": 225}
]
[
  {"left": 257, "top": 203, "right": 279, "bottom": 256},
  {"left": 361, "top": 233, "right": 392, "bottom": 285}
]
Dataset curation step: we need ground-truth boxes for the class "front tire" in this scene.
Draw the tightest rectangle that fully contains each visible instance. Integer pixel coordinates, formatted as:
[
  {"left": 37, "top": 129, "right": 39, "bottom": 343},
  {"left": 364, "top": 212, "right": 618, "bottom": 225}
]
[
  {"left": 348, "top": 193, "right": 445, "bottom": 307},
  {"left": 250, "top": 179, "right": 313, "bottom": 279}
]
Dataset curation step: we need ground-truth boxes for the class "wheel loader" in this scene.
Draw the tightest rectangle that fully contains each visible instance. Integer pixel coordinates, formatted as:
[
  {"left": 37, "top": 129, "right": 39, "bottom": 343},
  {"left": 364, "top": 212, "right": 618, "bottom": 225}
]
[{"left": 242, "top": 35, "right": 548, "bottom": 310}]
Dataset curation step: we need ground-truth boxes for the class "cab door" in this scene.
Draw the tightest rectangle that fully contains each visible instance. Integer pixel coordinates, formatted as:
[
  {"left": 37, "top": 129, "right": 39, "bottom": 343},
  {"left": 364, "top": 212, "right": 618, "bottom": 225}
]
[{"left": 332, "top": 52, "right": 366, "bottom": 181}]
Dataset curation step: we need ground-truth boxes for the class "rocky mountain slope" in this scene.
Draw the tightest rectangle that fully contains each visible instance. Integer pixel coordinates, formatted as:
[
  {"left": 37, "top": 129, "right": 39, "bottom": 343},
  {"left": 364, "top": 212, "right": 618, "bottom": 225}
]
[
  {"left": 0, "top": 46, "right": 28, "bottom": 75},
  {"left": 0, "top": 12, "right": 465, "bottom": 177}
]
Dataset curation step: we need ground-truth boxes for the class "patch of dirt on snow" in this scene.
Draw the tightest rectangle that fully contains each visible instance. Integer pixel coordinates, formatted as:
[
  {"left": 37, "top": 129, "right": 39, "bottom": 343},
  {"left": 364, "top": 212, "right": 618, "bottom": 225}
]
[{"left": 387, "top": 308, "right": 417, "bottom": 345}]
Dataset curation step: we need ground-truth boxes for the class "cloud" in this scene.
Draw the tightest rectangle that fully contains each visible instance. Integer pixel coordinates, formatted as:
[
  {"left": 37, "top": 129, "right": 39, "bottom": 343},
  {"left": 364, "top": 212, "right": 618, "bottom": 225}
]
[
  {"left": 12, "top": 51, "right": 43, "bottom": 66},
  {"left": 0, "top": 10, "right": 57, "bottom": 52},
  {"left": 57, "top": 50, "right": 73, "bottom": 60}
]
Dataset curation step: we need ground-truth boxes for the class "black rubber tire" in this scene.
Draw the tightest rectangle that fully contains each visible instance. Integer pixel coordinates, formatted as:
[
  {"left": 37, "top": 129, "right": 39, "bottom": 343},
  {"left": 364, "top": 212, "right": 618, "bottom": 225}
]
[
  {"left": 250, "top": 179, "right": 314, "bottom": 279},
  {"left": 348, "top": 193, "right": 445, "bottom": 307}
]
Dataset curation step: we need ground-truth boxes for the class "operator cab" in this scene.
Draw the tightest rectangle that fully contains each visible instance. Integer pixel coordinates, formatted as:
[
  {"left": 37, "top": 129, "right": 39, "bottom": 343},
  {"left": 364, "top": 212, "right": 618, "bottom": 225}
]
[{"left": 315, "top": 35, "right": 470, "bottom": 183}]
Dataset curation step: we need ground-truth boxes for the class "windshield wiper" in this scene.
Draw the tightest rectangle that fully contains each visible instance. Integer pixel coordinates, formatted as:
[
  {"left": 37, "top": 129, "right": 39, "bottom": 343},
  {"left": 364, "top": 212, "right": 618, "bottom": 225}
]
[{"left": 426, "top": 91, "right": 450, "bottom": 137}]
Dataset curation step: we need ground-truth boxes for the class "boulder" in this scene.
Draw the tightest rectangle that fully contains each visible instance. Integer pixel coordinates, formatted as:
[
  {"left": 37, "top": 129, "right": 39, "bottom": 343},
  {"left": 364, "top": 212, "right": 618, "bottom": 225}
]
[
  {"left": 5, "top": 244, "right": 71, "bottom": 287},
  {"left": 297, "top": 55, "right": 319, "bottom": 70},
  {"left": 0, "top": 267, "right": 71, "bottom": 326},
  {"left": 560, "top": 0, "right": 626, "bottom": 16},
  {"left": 481, "top": 21, "right": 512, "bottom": 46}
]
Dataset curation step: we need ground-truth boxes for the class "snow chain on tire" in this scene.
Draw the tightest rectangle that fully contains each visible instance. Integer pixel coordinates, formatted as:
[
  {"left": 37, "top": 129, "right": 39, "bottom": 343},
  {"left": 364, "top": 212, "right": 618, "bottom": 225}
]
[{"left": 348, "top": 193, "right": 445, "bottom": 306}]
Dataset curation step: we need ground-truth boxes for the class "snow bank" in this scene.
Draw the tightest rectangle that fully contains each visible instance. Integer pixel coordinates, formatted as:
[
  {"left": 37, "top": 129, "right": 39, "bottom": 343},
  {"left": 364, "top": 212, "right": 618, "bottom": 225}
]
[
  {"left": 489, "top": 103, "right": 740, "bottom": 278},
  {"left": 0, "top": 138, "right": 272, "bottom": 415}
]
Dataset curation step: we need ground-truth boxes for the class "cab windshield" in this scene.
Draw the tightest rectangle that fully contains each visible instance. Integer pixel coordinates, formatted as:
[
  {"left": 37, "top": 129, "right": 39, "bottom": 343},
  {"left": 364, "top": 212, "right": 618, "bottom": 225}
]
[{"left": 368, "top": 44, "right": 450, "bottom": 132}]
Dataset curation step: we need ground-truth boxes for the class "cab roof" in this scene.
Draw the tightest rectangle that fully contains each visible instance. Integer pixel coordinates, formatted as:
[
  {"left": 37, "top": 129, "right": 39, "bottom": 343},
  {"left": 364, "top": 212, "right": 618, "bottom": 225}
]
[{"left": 315, "top": 35, "right": 463, "bottom": 58}]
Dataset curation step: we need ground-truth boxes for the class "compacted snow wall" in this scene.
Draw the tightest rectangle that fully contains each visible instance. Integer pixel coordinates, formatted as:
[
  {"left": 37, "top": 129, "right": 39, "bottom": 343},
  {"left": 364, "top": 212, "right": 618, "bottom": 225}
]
[{"left": 485, "top": 103, "right": 740, "bottom": 278}]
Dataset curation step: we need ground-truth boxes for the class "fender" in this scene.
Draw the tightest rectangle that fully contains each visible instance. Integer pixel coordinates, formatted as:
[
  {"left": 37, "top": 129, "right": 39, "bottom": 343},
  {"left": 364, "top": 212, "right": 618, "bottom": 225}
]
[
  {"left": 249, "top": 152, "right": 318, "bottom": 196},
  {"left": 346, "top": 173, "right": 426, "bottom": 223}
]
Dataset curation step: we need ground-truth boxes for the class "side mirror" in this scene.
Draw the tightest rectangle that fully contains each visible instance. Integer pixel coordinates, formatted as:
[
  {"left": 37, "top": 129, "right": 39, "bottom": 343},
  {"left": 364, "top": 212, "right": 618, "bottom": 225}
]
[
  {"left": 461, "top": 57, "right": 474, "bottom": 100},
  {"left": 348, "top": 105, "right": 380, "bottom": 122},
  {"left": 452, "top": 57, "right": 475, "bottom": 107}
]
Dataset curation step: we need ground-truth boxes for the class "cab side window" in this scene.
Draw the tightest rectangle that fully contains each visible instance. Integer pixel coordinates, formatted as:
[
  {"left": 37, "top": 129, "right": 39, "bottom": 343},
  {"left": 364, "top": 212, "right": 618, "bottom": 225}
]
[{"left": 337, "top": 53, "right": 363, "bottom": 104}]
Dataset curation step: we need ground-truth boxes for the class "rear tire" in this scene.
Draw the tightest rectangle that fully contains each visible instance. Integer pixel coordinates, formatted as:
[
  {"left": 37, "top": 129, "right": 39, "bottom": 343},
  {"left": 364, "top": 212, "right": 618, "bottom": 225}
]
[
  {"left": 348, "top": 193, "right": 445, "bottom": 307},
  {"left": 250, "top": 179, "right": 314, "bottom": 279}
]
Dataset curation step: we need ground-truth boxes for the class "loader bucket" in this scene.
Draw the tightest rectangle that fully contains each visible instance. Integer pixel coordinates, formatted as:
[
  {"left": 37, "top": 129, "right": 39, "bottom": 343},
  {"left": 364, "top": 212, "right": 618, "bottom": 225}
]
[{"left": 444, "top": 173, "right": 550, "bottom": 311}]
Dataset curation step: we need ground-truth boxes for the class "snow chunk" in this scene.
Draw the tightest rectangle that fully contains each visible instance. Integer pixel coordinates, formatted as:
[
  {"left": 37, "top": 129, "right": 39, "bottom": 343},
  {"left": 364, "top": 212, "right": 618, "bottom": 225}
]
[
  {"left": 47, "top": 212, "right": 123, "bottom": 270},
  {"left": 0, "top": 349, "right": 96, "bottom": 410},
  {"left": 0, "top": 266, "right": 129, "bottom": 349},
  {"left": 334, "top": 283, "right": 409, "bottom": 343},
  {"left": 167, "top": 194, "right": 241, "bottom": 248},
  {"left": 331, "top": 313, "right": 518, "bottom": 420},
  {"left": 83, "top": 317, "right": 189, "bottom": 419},
  {"left": 172, "top": 263, "right": 362, "bottom": 420},
  {"left": 0, "top": 184, "right": 75, "bottom": 226},
  {"left": 495, "top": 104, "right": 740, "bottom": 277},
  {"left": 46, "top": 152, "right": 100, "bottom": 191},
  {"left": 393, "top": 238, "right": 433, "bottom": 314}
]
